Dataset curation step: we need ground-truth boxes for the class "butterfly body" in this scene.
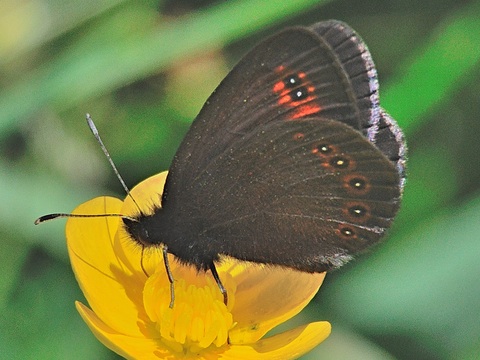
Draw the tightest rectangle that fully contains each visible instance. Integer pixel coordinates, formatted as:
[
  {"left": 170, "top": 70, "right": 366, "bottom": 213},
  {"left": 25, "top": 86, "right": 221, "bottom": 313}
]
[{"left": 123, "top": 20, "right": 406, "bottom": 275}]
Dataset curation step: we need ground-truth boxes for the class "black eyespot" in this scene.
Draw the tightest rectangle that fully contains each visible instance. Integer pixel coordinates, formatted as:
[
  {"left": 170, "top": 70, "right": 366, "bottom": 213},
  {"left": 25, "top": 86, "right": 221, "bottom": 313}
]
[
  {"left": 342, "top": 174, "right": 371, "bottom": 195},
  {"left": 291, "top": 86, "right": 308, "bottom": 101},
  {"left": 284, "top": 74, "right": 301, "bottom": 88},
  {"left": 349, "top": 177, "right": 366, "bottom": 190},
  {"left": 348, "top": 205, "right": 368, "bottom": 218},
  {"left": 330, "top": 156, "right": 350, "bottom": 169},
  {"left": 339, "top": 226, "right": 355, "bottom": 238},
  {"left": 313, "top": 143, "right": 334, "bottom": 155}
]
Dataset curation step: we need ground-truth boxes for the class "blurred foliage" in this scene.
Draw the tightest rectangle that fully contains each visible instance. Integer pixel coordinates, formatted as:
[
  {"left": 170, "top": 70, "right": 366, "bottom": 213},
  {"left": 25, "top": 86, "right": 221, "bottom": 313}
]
[{"left": 1, "top": 0, "right": 480, "bottom": 359}]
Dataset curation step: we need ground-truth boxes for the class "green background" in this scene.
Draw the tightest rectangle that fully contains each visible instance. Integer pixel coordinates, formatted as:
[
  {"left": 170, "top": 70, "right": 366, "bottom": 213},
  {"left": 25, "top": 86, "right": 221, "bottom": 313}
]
[{"left": 1, "top": 0, "right": 480, "bottom": 359}]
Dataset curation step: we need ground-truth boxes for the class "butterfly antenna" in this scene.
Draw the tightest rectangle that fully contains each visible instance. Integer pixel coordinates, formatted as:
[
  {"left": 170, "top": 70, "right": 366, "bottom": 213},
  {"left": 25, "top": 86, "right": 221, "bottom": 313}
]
[
  {"left": 34, "top": 212, "right": 137, "bottom": 225},
  {"left": 35, "top": 115, "right": 143, "bottom": 225},
  {"left": 86, "top": 113, "right": 141, "bottom": 211}
]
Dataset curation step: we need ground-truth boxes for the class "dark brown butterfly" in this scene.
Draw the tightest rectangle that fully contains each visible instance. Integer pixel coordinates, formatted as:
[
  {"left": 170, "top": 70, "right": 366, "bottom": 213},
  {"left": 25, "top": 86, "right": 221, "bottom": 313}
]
[{"left": 123, "top": 20, "right": 406, "bottom": 303}]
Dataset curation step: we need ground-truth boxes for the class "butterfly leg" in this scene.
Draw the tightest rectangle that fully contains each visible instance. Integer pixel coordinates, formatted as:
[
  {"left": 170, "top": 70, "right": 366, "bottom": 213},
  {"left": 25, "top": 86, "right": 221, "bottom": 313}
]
[
  {"left": 140, "top": 246, "right": 150, "bottom": 277},
  {"left": 162, "top": 246, "right": 175, "bottom": 308},
  {"left": 209, "top": 262, "right": 228, "bottom": 305}
]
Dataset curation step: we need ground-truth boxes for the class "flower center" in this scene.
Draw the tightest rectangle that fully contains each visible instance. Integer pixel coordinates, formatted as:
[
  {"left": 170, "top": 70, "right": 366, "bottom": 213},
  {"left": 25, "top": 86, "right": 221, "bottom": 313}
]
[{"left": 143, "top": 268, "right": 235, "bottom": 354}]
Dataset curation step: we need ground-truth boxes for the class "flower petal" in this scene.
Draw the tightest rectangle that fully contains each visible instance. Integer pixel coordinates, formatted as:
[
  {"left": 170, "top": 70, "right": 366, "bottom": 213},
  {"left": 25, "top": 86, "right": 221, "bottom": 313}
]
[
  {"left": 123, "top": 171, "right": 168, "bottom": 216},
  {"left": 227, "top": 260, "right": 326, "bottom": 344},
  {"left": 211, "top": 321, "right": 331, "bottom": 360},
  {"left": 78, "top": 298, "right": 329, "bottom": 360},
  {"left": 66, "top": 197, "right": 150, "bottom": 337},
  {"left": 76, "top": 302, "right": 169, "bottom": 360}
]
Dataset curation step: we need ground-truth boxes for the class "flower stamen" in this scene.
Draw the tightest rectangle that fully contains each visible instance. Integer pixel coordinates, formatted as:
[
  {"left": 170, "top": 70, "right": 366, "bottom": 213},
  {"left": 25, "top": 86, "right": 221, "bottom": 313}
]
[{"left": 144, "top": 270, "right": 234, "bottom": 354}]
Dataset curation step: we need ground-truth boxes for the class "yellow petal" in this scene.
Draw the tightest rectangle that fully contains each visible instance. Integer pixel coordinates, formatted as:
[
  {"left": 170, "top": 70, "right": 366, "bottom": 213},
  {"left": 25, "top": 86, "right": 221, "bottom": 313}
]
[
  {"left": 78, "top": 299, "right": 330, "bottom": 360},
  {"left": 124, "top": 171, "right": 168, "bottom": 216},
  {"left": 76, "top": 302, "right": 170, "bottom": 360},
  {"left": 227, "top": 261, "right": 326, "bottom": 344},
  {"left": 66, "top": 197, "right": 150, "bottom": 337},
  {"left": 208, "top": 322, "right": 331, "bottom": 360}
]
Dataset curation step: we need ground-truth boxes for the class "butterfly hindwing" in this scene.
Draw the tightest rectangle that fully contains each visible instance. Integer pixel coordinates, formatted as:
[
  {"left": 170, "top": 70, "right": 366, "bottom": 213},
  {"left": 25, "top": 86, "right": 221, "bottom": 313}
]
[{"left": 162, "top": 117, "right": 401, "bottom": 272}]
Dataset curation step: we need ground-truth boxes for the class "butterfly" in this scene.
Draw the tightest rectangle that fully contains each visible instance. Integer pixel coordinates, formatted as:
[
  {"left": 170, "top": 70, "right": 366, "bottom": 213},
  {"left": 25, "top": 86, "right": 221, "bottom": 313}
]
[{"left": 122, "top": 20, "right": 406, "bottom": 302}]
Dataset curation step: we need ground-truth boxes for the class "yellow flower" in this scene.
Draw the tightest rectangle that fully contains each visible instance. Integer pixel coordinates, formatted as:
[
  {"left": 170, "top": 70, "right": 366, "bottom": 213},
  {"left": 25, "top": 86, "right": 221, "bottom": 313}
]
[{"left": 66, "top": 171, "right": 331, "bottom": 359}]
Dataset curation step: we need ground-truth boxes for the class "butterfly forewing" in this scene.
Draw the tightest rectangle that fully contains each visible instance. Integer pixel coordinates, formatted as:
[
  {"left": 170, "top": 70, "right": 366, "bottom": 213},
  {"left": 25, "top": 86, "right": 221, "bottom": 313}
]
[{"left": 163, "top": 21, "right": 390, "bottom": 207}]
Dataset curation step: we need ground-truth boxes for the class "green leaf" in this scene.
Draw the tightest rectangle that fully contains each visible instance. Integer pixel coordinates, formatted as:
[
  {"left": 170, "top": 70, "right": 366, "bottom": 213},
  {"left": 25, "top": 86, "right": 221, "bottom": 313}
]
[
  {"left": 382, "top": 0, "right": 480, "bottom": 135},
  {"left": 324, "top": 194, "right": 480, "bottom": 358},
  {"left": 0, "top": 0, "right": 330, "bottom": 134}
]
